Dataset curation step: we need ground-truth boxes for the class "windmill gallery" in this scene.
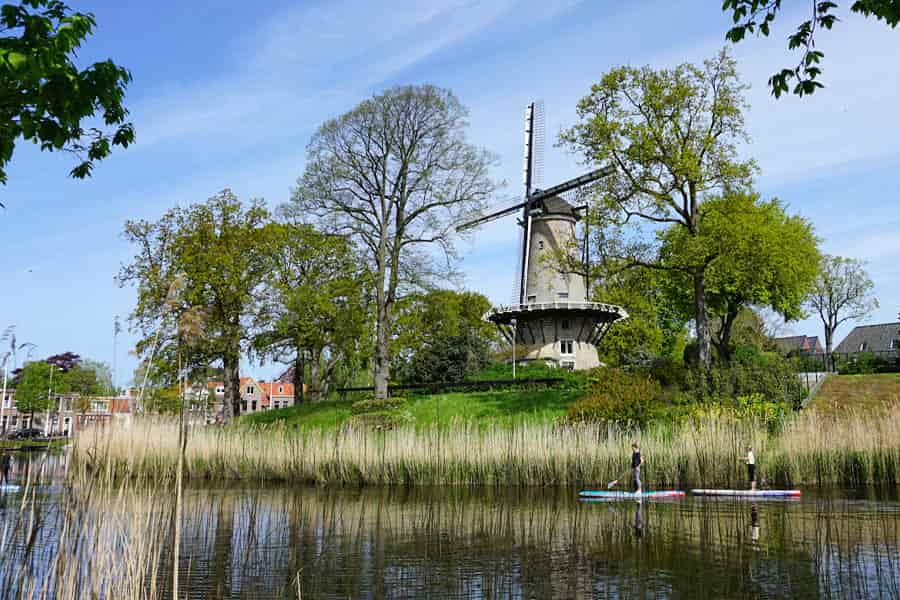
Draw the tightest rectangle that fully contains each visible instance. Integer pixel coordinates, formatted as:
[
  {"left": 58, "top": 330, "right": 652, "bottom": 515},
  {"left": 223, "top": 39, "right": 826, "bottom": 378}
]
[{"left": 457, "top": 103, "right": 628, "bottom": 370}]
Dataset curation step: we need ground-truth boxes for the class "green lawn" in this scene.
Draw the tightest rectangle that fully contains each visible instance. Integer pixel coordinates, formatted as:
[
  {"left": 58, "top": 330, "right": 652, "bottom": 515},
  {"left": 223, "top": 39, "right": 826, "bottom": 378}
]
[
  {"left": 241, "top": 387, "right": 581, "bottom": 430},
  {"left": 807, "top": 373, "right": 900, "bottom": 417}
]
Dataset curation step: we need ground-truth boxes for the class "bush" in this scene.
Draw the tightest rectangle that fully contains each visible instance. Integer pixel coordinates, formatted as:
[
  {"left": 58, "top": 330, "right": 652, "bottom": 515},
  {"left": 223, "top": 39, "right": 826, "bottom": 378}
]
[
  {"left": 350, "top": 397, "right": 406, "bottom": 414},
  {"left": 836, "top": 352, "right": 895, "bottom": 375},
  {"left": 471, "top": 361, "right": 587, "bottom": 389},
  {"left": 685, "top": 353, "right": 803, "bottom": 407},
  {"left": 565, "top": 368, "right": 661, "bottom": 427}
]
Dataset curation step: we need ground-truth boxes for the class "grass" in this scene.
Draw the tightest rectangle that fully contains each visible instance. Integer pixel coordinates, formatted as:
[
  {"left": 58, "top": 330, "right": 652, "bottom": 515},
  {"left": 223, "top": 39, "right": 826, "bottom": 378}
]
[
  {"left": 808, "top": 373, "right": 900, "bottom": 417},
  {"left": 73, "top": 406, "right": 900, "bottom": 488},
  {"left": 241, "top": 388, "right": 581, "bottom": 429},
  {"left": 0, "top": 438, "right": 68, "bottom": 450}
]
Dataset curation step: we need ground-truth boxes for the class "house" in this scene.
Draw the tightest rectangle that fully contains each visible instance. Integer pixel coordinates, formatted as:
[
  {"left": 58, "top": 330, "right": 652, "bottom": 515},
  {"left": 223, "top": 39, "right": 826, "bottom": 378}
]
[
  {"left": 0, "top": 388, "right": 132, "bottom": 437},
  {"left": 834, "top": 322, "right": 900, "bottom": 355},
  {"left": 259, "top": 381, "right": 295, "bottom": 410},
  {"left": 773, "top": 335, "right": 824, "bottom": 356},
  {"left": 198, "top": 376, "right": 298, "bottom": 419}
]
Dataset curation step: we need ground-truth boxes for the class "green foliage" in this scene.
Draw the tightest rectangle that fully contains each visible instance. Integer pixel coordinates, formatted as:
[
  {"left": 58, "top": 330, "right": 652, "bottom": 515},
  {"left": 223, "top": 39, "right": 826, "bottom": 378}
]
[
  {"left": 589, "top": 264, "right": 687, "bottom": 367},
  {"left": 836, "top": 352, "right": 896, "bottom": 374},
  {"left": 722, "top": 0, "right": 900, "bottom": 98},
  {"left": 350, "top": 397, "right": 406, "bottom": 414},
  {"left": 142, "top": 385, "right": 182, "bottom": 415},
  {"left": 685, "top": 352, "right": 804, "bottom": 408},
  {"left": 472, "top": 362, "right": 587, "bottom": 389},
  {"left": 392, "top": 289, "right": 497, "bottom": 363},
  {"left": 252, "top": 222, "right": 372, "bottom": 402},
  {"left": 565, "top": 368, "right": 662, "bottom": 427},
  {"left": 0, "top": 0, "right": 134, "bottom": 187},
  {"left": 399, "top": 332, "right": 491, "bottom": 384},
  {"left": 119, "top": 190, "right": 271, "bottom": 418},
  {"left": 12, "top": 360, "right": 55, "bottom": 415},
  {"left": 562, "top": 49, "right": 756, "bottom": 366},
  {"left": 659, "top": 192, "right": 821, "bottom": 360}
]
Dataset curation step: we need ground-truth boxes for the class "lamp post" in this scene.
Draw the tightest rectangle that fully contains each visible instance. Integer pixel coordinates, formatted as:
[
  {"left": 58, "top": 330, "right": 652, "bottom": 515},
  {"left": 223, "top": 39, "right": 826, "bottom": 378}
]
[{"left": 511, "top": 318, "right": 517, "bottom": 380}]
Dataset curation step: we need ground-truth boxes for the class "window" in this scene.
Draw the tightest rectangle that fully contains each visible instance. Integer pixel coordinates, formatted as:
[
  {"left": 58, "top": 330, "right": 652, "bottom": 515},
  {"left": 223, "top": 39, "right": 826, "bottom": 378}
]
[
  {"left": 891, "top": 339, "right": 900, "bottom": 350},
  {"left": 246, "top": 385, "right": 254, "bottom": 394},
  {"left": 859, "top": 342, "right": 868, "bottom": 352},
  {"left": 216, "top": 387, "right": 224, "bottom": 394},
  {"left": 526, "top": 294, "right": 537, "bottom": 303},
  {"left": 557, "top": 292, "right": 568, "bottom": 300},
  {"left": 560, "top": 339, "right": 574, "bottom": 355},
  {"left": 561, "top": 360, "right": 575, "bottom": 371},
  {"left": 562, "top": 319, "right": 570, "bottom": 330},
  {"left": 278, "top": 386, "right": 283, "bottom": 394},
  {"left": 538, "top": 240, "right": 544, "bottom": 250},
  {"left": 251, "top": 400, "right": 257, "bottom": 411}
]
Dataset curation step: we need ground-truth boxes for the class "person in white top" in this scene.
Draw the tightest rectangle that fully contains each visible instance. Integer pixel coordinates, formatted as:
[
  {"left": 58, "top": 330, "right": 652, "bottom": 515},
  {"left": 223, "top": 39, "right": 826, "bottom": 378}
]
[{"left": 739, "top": 445, "right": 756, "bottom": 490}]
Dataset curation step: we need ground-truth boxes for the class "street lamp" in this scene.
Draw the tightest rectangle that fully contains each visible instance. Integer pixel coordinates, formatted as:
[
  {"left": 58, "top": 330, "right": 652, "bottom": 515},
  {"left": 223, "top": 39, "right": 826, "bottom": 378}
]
[{"left": 510, "top": 318, "right": 517, "bottom": 380}]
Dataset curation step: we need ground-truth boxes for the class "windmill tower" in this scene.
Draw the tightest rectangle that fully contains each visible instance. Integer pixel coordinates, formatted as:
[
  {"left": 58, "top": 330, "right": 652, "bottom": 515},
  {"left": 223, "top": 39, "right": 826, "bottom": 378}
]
[{"left": 458, "top": 102, "right": 627, "bottom": 370}]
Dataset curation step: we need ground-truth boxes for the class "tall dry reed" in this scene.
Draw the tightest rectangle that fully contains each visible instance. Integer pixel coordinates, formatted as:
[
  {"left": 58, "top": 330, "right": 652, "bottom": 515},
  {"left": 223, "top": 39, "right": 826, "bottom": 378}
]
[{"left": 72, "top": 407, "right": 900, "bottom": 488}]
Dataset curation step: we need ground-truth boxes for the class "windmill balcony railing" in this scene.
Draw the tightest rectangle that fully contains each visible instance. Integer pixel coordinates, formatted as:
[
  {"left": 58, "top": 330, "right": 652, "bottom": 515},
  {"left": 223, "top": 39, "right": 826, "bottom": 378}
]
[{"left": 485, "top": 301, "right": 629, "bottom": 321}]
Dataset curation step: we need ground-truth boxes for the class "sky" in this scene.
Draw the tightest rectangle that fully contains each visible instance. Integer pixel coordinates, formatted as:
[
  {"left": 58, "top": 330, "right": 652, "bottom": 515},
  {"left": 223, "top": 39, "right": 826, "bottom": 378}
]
[{"left": 1, "top": 0, "right": 898, "bottom": 386}]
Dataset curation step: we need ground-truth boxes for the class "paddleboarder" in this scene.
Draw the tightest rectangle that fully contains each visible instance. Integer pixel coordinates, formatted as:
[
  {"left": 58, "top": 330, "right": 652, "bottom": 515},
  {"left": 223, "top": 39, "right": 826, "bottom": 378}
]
[
  {"left": 631, "top": 442, "right": 643, "bottom": 495},
  {"left": 739, "top": 445, "right": 756, "bottom": 490}
]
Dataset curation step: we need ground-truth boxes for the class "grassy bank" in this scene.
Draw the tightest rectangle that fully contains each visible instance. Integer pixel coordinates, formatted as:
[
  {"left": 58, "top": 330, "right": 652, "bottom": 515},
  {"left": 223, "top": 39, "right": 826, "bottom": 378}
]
[
  {"left": 241, "top": 388, "right": 580, "bottom": 429},
  {"left": 0, "top": 438, "right": 69, "bottom": 450},
  {"left": 74, "top": 407, "right": 900, "bottom": 488},
  {"left": 808, "top": 373, "right": 900, "bottom": 417}
]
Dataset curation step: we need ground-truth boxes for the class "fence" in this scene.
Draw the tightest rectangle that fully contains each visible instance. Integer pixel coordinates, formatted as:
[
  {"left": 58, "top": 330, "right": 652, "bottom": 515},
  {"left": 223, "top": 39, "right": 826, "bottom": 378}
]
[{"left": 794, "top": 351, "right": 900, "bottom": 375}]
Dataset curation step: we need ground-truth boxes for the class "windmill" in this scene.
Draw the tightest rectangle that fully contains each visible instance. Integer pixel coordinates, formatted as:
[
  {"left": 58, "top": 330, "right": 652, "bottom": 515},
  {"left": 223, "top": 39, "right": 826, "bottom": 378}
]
[{"left": 457, "top": 102, "right": 627, "bottom": 370}]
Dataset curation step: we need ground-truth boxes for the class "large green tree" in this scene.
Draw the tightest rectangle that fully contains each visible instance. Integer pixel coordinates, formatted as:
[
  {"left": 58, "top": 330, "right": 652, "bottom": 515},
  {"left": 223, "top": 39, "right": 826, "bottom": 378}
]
[
  {"left": 289, "top": 85, "right": 498, "bottom": 399},
  {"left": 658, "top": 192, "right": 821, "bottom": 360},
  {"left": 806, "top": 255, "right": 879, "bottom": 357},
  {"left": 561, "top": 50, "right": 757, "bottom": 367},
  {"left": 13, "top": 359, "right": 58, "bottom": 418},
  {"left": 119, "top": 190, "right": 270, "bottom": 419},
  {"left": 0, "top": 0, "right": 134, "bottom": 189},
  {"left": 391, "top": 289, "right": 498, "bottom": 382},
  {"left": 253, "top": 222, "right": 371, "bottom": 403},
  {"left": 722, "top": 0, "right": 900, "bottom": 98}
]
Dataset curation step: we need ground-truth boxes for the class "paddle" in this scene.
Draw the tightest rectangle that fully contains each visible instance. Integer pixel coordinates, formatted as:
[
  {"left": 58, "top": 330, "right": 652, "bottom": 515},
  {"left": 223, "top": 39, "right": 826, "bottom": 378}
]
[{"left": 607, "top": 469, "right": 629, "bottom": 489}]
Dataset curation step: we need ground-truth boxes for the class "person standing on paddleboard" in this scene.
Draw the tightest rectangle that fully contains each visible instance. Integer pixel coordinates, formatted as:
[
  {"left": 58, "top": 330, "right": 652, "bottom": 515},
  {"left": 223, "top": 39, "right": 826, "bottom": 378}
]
[
  {"left": 631, "top": 442, "right": 643, "bottom": 495},
  {"left": 739, "top": 445, "right": 756, "bottom": 490}
]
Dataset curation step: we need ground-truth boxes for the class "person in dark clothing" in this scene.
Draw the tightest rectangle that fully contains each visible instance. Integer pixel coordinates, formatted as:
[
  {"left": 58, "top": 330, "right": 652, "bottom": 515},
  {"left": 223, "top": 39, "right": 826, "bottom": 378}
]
[
  {"left": 631, "top": 442, "right": 643, "bottom": 494},
  {"left": 0, "top": 452, "right": 11, "bottom": 486}
]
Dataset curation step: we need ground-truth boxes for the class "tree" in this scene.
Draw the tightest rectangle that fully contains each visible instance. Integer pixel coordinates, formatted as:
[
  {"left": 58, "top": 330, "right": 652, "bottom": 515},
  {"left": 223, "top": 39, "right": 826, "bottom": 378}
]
[
  {"left": 561, "top": 50, "right": 757, "bottom": 367},
  {"left": 391, "top": 289, "right": 498, "bottom": 382},
  {"left": 252, "top": 222, "right": 372, "bottom": 403},
  {"left": 79, "top": 358, "right": 113, "bottom": 394},
  {"left": 13, "top": 360, "right": 58, "bottom": 419},
  {"left": 806, "top": 255, "right": 878, "bottom": 358},
  {"left": 722, "top": 0, "right": 900, "bottom": 98},
  {"left": 119, "top": 190, "right": 270, "bottom": 419},
  {"left": 289, "top": 85, "right": 498, "bottom": 399},
  {"left": 0, "top": 0, "right": 134, "bottom": 191},
  {"left": 658, "top": 192, "right": 821, "bottom": 360},
  {"left": 403, "top": 331, "right": 492, "bottom": 384},
  {"left": 45, "top": 351, "right": 79, "bottom": 372}
]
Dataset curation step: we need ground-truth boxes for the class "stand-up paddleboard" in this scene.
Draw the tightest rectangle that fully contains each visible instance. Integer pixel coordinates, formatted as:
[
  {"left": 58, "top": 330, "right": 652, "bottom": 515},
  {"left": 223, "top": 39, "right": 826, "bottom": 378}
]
[
  {"left": 0, "top": 484, "right": 21, "bottom": 492},
  {"left": 691, "top": 489, "right": 801, "bottom": 497},
  {"left": 579, "top": 490, "right": 685, "bottom": 499}
]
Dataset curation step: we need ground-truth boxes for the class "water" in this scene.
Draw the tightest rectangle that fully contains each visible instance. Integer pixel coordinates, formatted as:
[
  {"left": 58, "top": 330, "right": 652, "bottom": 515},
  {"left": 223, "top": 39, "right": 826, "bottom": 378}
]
[{"left": 1, "top": 453, "right": 899, "bottom": 599}]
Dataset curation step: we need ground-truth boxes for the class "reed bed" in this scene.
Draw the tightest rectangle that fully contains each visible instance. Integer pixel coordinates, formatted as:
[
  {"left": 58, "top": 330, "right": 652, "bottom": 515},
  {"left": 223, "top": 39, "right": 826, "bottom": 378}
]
[{"left": 73, "top": 406, "right": 900, "bottom": 488}]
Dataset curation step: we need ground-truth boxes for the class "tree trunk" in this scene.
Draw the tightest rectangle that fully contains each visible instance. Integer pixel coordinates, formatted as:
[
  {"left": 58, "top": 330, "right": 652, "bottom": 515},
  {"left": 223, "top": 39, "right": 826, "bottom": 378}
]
[
  {"left": 715, "top": 305, "right": 739, "bottom": 363},
  {"left": 824, "top": 324, "right": 834, "bottom": 372},
  {"left": 309, "top": 360, "right": 322, "bottom": 403},
  {"left": 292, "top": 352, "right": 305, "bottom": 405},
  {"left": 374, "top": 297, "right": 391, "bottom": 400},
  {"left": 223, "top": 354, "right": 240, "bottom": 420},
  {"left": 694, "top": 270, "right": 712, "bottom": 367}
]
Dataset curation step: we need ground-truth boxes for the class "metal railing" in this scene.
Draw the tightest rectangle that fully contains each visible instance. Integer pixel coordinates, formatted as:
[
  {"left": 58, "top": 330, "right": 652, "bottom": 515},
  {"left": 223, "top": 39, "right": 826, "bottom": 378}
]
[{"left": 486, "top": 301, "right": 629, "bottom": 320}]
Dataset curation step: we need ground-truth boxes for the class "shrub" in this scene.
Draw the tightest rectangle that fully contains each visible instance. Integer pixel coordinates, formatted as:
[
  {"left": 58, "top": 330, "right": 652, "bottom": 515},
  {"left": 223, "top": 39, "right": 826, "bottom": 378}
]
[
  {"left": 836, "top": 352, "right": 895, "bottom": 375},
  {"left": 350, "top": 397, "right": 407, "bottom": 414},
  {"left": 565, "top": 368, "right": 661, "bottom": 427},
  {"left": 685, "top": 354, "right": 803, "bottom": 407}
]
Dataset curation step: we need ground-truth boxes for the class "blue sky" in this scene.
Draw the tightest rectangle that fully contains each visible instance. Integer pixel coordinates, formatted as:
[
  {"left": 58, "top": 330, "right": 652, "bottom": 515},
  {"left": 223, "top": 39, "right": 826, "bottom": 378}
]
[{"left": 1, "top": 0, "right": 898, "bottom": 386}]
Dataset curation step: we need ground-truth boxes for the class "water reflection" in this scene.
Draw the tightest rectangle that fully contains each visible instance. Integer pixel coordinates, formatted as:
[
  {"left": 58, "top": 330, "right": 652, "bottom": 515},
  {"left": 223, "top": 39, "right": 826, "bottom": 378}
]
[{"left": 0, "top": 457, "right": 898, "bottom": 599}]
